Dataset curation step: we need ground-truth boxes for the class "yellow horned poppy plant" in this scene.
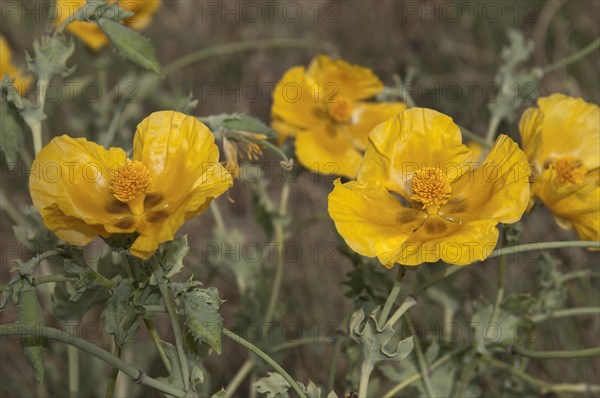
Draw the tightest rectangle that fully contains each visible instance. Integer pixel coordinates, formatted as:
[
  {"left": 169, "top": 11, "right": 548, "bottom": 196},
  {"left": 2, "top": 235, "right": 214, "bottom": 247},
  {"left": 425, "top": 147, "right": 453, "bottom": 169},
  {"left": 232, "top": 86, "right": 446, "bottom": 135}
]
[
  {"left": 0, "top": 35, "right": 32, "bottom": 96},
  {"left": 519, "top": 94, "right": 600, "bottom": 242},
  {"left": 29, "top": 111, "right": 233, "bottom": 259},
  {"left": 55, "top": 0, "right": 161, "bottom": 51},
  {"left": 271, "top": 55, "right": 406, "bottom": 178},
  {"left": 328, "top": 108, "right": 531, "bottom": 267}
]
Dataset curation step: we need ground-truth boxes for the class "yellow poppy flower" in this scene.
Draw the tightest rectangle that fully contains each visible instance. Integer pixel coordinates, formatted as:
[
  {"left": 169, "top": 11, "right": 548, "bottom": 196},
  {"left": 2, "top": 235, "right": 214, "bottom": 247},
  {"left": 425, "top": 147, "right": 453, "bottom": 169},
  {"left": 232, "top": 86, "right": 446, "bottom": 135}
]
[
  {"left": 55, "top": 0, "right": 161, "bottom": 51},
  {"left": 328, "top": 108, "right": 531, "bottom": 267},
  {"left": 29, "top": 111, "right": 233, "bottom": 259},
  {"left": 519, "top": 94, "right": 600, "bottom": 242},
  {"left": 0, "top": 35, "right": 33, "bottom": 96},
  {"left": 271, "top": 55, "right": 406, "bottom": 178}
]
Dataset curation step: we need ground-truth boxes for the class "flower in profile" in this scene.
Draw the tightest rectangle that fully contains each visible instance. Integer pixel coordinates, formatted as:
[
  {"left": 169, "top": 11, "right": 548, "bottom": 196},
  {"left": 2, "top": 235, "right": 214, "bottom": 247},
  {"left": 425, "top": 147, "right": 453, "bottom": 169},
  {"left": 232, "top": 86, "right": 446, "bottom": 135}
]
[
  {"left": 0, "top": 35, "right": 32, "bottom": 96},
  {"left": 271, "top": 55, "right": 406, "bottom": 178},
  {"left": 519, "top": 94, "right": 599, "bottom": 242},
  {"left": 328, "top": 108, "right": 530, "bottom": 267},
  {"left": 29, "top": 111, "right": 233, "bottom": 259},
  {"left": 55, "top": 0, "right": 161, "bottom": 51}
]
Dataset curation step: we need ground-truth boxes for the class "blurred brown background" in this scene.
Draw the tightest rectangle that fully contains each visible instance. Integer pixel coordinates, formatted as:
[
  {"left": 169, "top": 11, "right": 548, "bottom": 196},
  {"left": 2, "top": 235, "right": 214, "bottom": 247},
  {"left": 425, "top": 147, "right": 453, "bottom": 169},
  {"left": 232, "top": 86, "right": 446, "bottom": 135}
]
[{"left": 1, "top": 0, "right": 599, "bottom": 397}]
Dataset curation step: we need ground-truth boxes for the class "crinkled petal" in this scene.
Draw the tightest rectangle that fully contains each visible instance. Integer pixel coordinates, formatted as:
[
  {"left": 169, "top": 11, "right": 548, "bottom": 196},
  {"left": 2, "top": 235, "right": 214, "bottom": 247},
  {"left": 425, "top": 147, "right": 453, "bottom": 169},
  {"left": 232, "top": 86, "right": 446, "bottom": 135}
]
[
  {"left": 518, "top": 107, "right": 544, "bottom": 165},
  {"left": 131, "top": 111, "right": 233, "bottom": 258},
  {"left": 345, "top": 101, "right": 406, "bottom": 151},
  {"left": 534, "top": 94, "right": 599, "bottom": 168},
  {"left": 306, "top": 55, "right": 383, "bottom": 100},
  {"left": 296, "top": 124, "right": 363, "bottom": 178},
  {"left": 271, "top": 66, "right": 326, "bottom": 130},
  {"left": 447, "top": 135, "right": 530, "bottom": 224},
  {"left": 29, "top": 135, "right": 134, "bottom": 245},
  {"left": 358, "top": 108, "right": 472, "bottom": 198},
  {"left": 535, "top": 168, "right": 600, "bottom": 242},
  {"left": 328, "top": 179, "right": 425, "bottom": 264},
  {"left": 388, "top": 218, "right": 499, "bottom": 266}
]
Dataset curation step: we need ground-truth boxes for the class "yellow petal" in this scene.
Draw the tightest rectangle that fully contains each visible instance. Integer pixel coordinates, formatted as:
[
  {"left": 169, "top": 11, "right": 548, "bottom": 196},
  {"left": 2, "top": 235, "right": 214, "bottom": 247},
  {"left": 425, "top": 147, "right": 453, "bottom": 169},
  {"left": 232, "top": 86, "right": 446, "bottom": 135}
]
[
  {"left": 531, "top": 94, "right": 599, "bottom": 169},
  {"left": 358, "top": 108, "right": 472, "bottom": 197},
  {"left": 306, "top": 55, "right": 383, "bottom": 100},
  {"left": 295, "top": 124, "right": 363, "bottom": 178},
  {"left": 448, "top": 135, "right": 531, "bottom": 224},
  {"left": 392, "top": 218, "right": 499, "bottom": 266},
  {"left": 518, "top": 107, "right": 544, "bottom": 165},
  {"left": 271, "top": 66, "right": 325, "bottom": 130},
  {"left": 345, "top": 101, "right": 406, "bottom": 151},
  {"left": 534, "top": 168, "right": 600, "bottom": 242},
  {"left": 29, "top": 135, "right": 134, "bottom": 246},
  {"left": 271, "top": 118, "right": 300, "bottom": 145},
  {"left": 328, "top": 179, "right": 424, "bottom": 264},
  {"left": 121, "top": 0, "right": 161, "bottom": 30},
  {"left": 0, "top": 35, "right": 32, "bottom": 96},
  {"left": 131, "top": 111, "right": 233, "bottom": 258}
]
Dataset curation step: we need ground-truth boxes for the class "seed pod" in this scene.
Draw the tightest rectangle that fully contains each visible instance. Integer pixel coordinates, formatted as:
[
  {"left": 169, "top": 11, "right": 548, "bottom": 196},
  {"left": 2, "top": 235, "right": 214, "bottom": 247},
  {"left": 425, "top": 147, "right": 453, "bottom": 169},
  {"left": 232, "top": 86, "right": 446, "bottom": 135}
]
[{"left": 17, "top": 280, "right": 47, "bottom": 383}]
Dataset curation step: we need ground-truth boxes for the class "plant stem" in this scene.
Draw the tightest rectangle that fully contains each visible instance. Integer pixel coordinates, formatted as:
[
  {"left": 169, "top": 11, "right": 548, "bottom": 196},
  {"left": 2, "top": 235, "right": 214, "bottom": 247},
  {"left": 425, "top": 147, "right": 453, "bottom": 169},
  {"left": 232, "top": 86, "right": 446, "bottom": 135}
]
[
  {"left": 151, "top": 260, "right": 190, "bottom": 391},
  {"left": 489, "top": 255, "right": 506, "bottom": 325},
  {"left": 480, "top": 354, "right": 600, "bottom": 394},
  {"left": 34, "top": 275, "right": 79, "bottom": 285},
  {"left": 68, "top": 345, "right": 79, "bottom": 398},
  {"left": 558, "top": 270, "right": 600, "bottom": 284},
  {"left": 460, "top": 126, "right": 490, "bottom": 147},
  {"left": 224, "top": 360, "right": 255, "bottom": 397},
  {"left": 0, "top": 324, "right": 186, "bottom": 397},
  {"left": 270, "top": 336, "right": 332, "bottom": 353},
  {"left": 222, "top": 328, "right": 307, "bottom": 398},
  {"left": 383, "top": 346, "right": 470, "bottom": 398},
  {"left": 543, "top": 38, "right": 600, "bottom": 74},
  {"left": 405, "top": 314, "right": 437, "bottom": 397},
  {"left": 386, "top": 296, "right": 417, "bottom": 328},
  {"left": 412, "top": 241, "right": 600, "bottom": 297},
  {"left": 143, "top": 318, "right": 172, "bottom": 373},
  {"left": 163, "top": 38, "right": 330, "bottom": 76},
  {"left": 531, "top": 307, "right": 600, "bottom": 323},
  {"left": 105, "top": 343, "right": 121, "bottom": 398},
  {"left": 327, "top": 335, "right": 345, "bottom": 393},
  {"left": 29, "top": 78, "right": 48, "bottom": 155},
  {"left": 485, "top": 114, "right": 501, "bottom": 145},
  {"left": 503, "top": 345, "right": 600, "bottom": 359},
  {"left": 378, "top": 266, "right": 407, "bottom": 325},
  {"left": 210, "top": 201, "right": 226, "bottom": 233},
  {"left": 358, "top": 363, "right": 373, "bottom": 398}
]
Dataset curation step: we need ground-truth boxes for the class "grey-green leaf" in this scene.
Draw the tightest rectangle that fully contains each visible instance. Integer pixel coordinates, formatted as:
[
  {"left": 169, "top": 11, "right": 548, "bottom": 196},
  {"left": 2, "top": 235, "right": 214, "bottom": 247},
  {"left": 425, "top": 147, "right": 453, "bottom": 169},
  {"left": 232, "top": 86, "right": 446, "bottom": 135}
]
[
  {"left": 17, "top": 280, "right": 47, "bottom": 383},
  {"left": 26, "top": 33, "right": 76, "bottom": 79},
  {"left": 101, "top": 280, "right": 143, "bottom": 347},
  {"left": 254, "top": 372, "right": 291, "bottom": 398},
  {"left": 97, "top": 18, "right": 161, "bottom": 74},
  {"left": 0, "top": 101, "right": 24, "bottom": 166},
  {"left": 184, "top": 287, "right": 224, "bottom": 354}
]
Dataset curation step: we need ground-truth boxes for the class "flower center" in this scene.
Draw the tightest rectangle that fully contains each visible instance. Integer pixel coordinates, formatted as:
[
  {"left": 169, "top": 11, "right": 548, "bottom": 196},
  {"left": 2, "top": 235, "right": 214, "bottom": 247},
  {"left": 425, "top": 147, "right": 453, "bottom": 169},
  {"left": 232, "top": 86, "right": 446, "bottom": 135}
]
[
  {"left": 410, "top": 167, "right": 452, "bottom": 215},
  {"left": 110, "top": 161, "right": 152, "bottom": 215},
  {"left": 327, "top": 96, "right": 353, "bottom": 123},
  {"left": 550, "top": 156, "right": 586, "bottom": 185}
]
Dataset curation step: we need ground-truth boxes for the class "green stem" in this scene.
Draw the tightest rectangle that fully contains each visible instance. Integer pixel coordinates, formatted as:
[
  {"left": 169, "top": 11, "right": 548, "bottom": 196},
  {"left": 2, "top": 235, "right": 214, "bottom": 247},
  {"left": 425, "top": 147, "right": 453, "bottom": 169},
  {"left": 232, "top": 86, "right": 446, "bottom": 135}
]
[
  {"left": 452, "top": 353, "right": 479, "bottom": 398},
  {"left": 262, "top": 181, "right": 290, "bottom": 331},
  {"left": 480, "top": 354, "right": 600, "bottom": 394},
  {"left": 68, "top": 345, "right": 79, "bottom": 398},
  {"left": 210, "top": 201, "right": 226, "bottom": 233},
  {"left": 151, "top": 260, "right": 190, "bottom": 391},
  {"left": 503, "top": 345, "right": 600, "bottom": 359},
  {"left": 260, "top": 139, "right": 290, "bottom": 163},
  {"left": 489, "top": 255, "right": 506, "bottom": 325},
  {"left": 0, "top": 190, "right": 29, "bottom": 227},
  {"left": 382, "top": 346, "right": 470, "bottom": 398},
  {"left": 378, "top": 266, "right": 407, "bottom": 325},
  {"left": 460, "top": 126, "right": 490, "bottom": 147},
  {"left": 224, "top": 360, "right": 255, "bottom": 398},
  {"left": 270, "top": 336, "right": 331, "bottom": 353},
  {"left": 358, "top": 363, "right": 373, "bottom": 398},
  {"left": 531, "top": 307, "right": 599, "bottom": 323},
  {"left": 327, "top": 336, "right": 345, "bottom": 393},
  {"left": 163, "top": 38, "right": 329, "bottom": 76},
  {"left": 405, "top": 314, "right": 437, "bottom": 397},
  {"left": 105, "top": 343, "right": 121, "bottom": 398},
  {"left": 385, "top": 296, "right": 417, "bottom": 328},
  {"left": 143, "top": 318, "right": 172, "bottom": 373},
  {"left": 34, "top": 275, "right": 79, "bottom": 285},
  {"left": 0, "top": 324, "right": 186, "bottom": 397},
  {"left": 543, "top": 38, "right": 600, "bottom": 74},
  {"left": 412, "top": 241, "right": 600, "bottom": 297},
  {"left": 485, "top": 114, "right": 501, "bottom": 145},
  {"left": 29, "top": 78, "right": 48, "bottom": 155},
  {"left": 558, "top": 270, "right": 600, "bottom": 284},
  {"left": 222, "top": 328, "right": 307, "bottom": 398}
]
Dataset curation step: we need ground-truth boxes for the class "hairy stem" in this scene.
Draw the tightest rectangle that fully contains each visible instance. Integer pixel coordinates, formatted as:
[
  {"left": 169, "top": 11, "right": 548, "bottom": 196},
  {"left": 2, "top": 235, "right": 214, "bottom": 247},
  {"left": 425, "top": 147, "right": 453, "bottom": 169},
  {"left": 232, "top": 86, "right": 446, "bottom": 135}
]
[
  {"left": 378, "top": 266, "right": 407, "bottom": 325},
  {"left": 0, "top": 324, "right": 186, "bottom": 397},
  {"left": 222, "top": 328, "right": 307, "bottom": 398}
]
